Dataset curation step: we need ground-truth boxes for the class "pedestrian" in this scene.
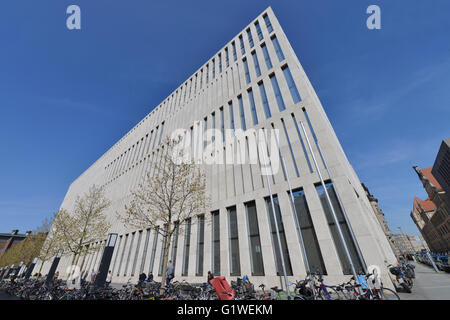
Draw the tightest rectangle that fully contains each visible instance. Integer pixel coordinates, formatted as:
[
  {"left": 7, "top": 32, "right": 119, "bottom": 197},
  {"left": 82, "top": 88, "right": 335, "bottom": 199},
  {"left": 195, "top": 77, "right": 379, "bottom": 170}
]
[
  {"left": 90, "top": 269, "right": 96, "bottom": 282},
  {"left": 166, "top": 260, "right": 174, "bottom": 287},
  {"left": 207, "top": 271, "right": 214, "bottom": 284},
  {"left": 106, "top": 270, "right": 112, "bottom": 287},
  {"left": 147, "top": 271, "right": 153, "bottom": 282}
]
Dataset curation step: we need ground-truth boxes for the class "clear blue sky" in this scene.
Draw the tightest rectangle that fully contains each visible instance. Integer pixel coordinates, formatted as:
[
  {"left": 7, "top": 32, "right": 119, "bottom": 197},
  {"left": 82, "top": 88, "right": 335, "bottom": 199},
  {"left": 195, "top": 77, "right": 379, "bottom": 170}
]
[{"left": 0, "top": 1, "right": 449, "bottom": 236}]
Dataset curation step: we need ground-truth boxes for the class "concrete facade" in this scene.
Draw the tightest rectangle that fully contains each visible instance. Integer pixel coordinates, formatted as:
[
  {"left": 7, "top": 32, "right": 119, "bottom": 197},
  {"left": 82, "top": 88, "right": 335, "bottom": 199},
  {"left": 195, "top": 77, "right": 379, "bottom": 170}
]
[{"left": 39, "top": 7, "right": 397, "bottom": 289}]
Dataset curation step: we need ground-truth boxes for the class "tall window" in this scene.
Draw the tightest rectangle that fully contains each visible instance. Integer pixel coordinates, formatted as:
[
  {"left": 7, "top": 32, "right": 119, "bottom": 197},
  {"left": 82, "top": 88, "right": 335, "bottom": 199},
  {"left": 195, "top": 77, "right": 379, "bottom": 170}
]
[
  {"left": 131, "top": 230, "right": 142, "bottom": 276},
  {"left": 182, "top": 219, "right": 191, "bottom": 276},
  {"left": 203, "top": 117, "right": 208, "bottom": 151},
  {"left": 211, "top": 112, "right": 216, "bottom": 147},
  {"left": 212, "top": 211, "right": 220, "bottom": 275},
  {"left": 225, "top": 48, "right": 229, "bottom": 67},
  {"left": 263, "top": 14, "right": 273, "bottom": 33},
  {"left": 261, "top": 43, "right": 272, "bottom": 70},
  {"left": 232, "top": 41, "right": 237, "bottom": 61},
  {"left": 265, "top": 195, "right": 293, "bottom": 276},
  {"left": 245, "top": 201, "right": 264, "bottom": 276},
  {"left": 117, "top": 234, "right": 128, "bottom": 276},
  {"left": 255, "top": 21, "right": 263, "bottom": 40},
  {"left": 206, "top": 64, "right": 209, "bottom": 83},
  {"left": 316, "top": 182, "right": 365, "bottom": 275},
  {"left": 218, "top": 53, "right": 222, "bottom": 73},
  {"left": 220, "top": 107, "right": 225, "bottom": 142},
  {"left": 258, "top": 81, "right": 271, "bottom": 119},
  {"left": 170, "top": 222, "right": 180, "bottom": 268},
  {"left": 291, "top": 113, "right": 313, "bottom": 172},
  {"left": 149, "top": 228, "right": 159, "bottom": 275},
  {"left": 282, "top": 65, "right": 301, "bottom": 104},
  {"left": 158, "top": 226, "right": 168, "bottom": 276},
  {"left": 196, "top": 215, "right": 205, "bottom": 276},
  {"left": 271, "top": 36, "right": 285, "bottom": 62},
  {"left": 229, "top": 101, "right": 235, "bottom": 136},
  {"left": 200, "top": 69, "right": 203, "bottom": 89},
  {"left": 270, "top": 73, "right": 285, "bottom": 111},
  {"left": 247, "top": 28, "right": 254, "bottom": 48},
  {"left": 243, "top": 58, "right": 251, "bottom": 84},
  {"left": 238, "top": 95, "right": 246, "bottom": 131},
  {"left": 290, "top": 189, "right": 327, "bottom": 274},
  {"left": 139, "top": 229, "right": 151, "bottom": 274},
  {"left": 212, "top": 59, "right": 216, "bottom": 79},
  {"left": 239, "top": 35, "right": 245, "bottom": 55},
  {"left": 248, "top": 89, "right": 258, "bottom": 125},
  {"left": 228, "top": 206, "right": 241, "bottom": 276},
  {"left": 252, "top": 51, "right": 261, "bottom": 77}
]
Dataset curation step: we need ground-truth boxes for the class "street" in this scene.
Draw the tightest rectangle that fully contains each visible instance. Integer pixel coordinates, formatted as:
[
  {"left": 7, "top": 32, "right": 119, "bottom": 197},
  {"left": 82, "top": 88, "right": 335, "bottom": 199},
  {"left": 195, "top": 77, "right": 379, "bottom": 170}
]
[{"left": 398, "top": 261, "right": 450, "bottom": 300}]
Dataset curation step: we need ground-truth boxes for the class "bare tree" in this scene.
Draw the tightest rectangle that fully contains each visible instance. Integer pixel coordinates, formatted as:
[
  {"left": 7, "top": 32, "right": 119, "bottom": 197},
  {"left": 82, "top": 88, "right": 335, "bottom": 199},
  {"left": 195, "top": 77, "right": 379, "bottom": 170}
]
[
  {"left": 119, "top": 137, "right": 208, "bottom": 293},
  {"left": 53, "top": 185, "right": 111, "bottom": 279}
]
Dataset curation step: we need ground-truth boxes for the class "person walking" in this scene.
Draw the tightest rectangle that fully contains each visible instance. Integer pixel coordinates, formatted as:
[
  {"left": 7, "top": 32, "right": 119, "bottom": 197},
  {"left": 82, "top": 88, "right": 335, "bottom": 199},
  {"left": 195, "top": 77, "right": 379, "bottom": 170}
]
[
  {"left": 207, "top": 271, "right": 214, "bottom": 284},
  {"left": 147, "top": 271, "right": 153, "bottom": 282},
  {"left": 166, "top": 260, "right": 174, "bottom": 287},
  {"left": 106, "top": 270, "right": 112, "bottom": 287}
]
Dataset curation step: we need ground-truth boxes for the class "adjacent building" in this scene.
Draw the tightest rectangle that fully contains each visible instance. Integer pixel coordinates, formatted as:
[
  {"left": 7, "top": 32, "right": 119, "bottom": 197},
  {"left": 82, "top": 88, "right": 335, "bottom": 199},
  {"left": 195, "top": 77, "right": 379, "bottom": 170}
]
[
  {"left": 432, "top": 138, "right": 450, "bottom": 208},
  {"left": 412, "top": 164, "right": 450, "bottom": 253},
  {"left": 0, "top": 230, "right": 31, "bottom": 257},
  {"left": 40, "top": 7, "right": 397, "bottom": 288}
]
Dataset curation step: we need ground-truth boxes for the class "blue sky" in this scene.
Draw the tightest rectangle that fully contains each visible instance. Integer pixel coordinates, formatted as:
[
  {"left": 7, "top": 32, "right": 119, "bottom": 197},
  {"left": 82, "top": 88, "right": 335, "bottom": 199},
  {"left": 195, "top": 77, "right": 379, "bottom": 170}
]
[{"left": 0, "top": 1, "right": 449, "bottom": 236}]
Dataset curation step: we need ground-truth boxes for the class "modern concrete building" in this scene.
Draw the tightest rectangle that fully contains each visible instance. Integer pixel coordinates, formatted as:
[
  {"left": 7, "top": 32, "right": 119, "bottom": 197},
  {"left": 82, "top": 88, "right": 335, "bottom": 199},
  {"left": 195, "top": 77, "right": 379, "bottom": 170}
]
[{"left": 39, "top": 7, "right": 397, "bottom": 288}]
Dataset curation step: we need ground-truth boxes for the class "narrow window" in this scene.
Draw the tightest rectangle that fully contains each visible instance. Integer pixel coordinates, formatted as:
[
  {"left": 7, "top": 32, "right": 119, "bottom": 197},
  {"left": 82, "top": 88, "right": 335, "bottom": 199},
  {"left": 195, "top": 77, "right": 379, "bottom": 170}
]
[
  {"left": 263, "top": 14, "right": 273, "bottom": 33},
  {"left": 182, "top": 219, "right": 192, "bottom": 276},
  {"left": 111, "top": 235, "right": 123, "bottom": 275},
  {"left": 247, "top": 28, "right": 254, "bottom": 48},
  {"left": 203, "top": 117, "right": 208, "bottom": 151},
  {"left": 212, "top": 210, "right": 220, "bottom": 275},
  {"left": 271, "top": 36, "right": 285, "bottom": 62},
  {"left": 218, "top": 53, "right": 222, "bottom": 73},
  {"left": 211, "top": 112, "right": 216, "bottom": 147},
  {"left": 229, "top": 101, "right": 235, "bottom": 136},
  {"left": 243, "top": 58, "right": 251, "bottom": 84},
  {"left": 212, "top": 59, "right": 216, "bottom": 79},
  {"left": 239, "top": 35, "right": 245, "bottom": 55},
  {"left": 220, "top": 107, "right": 225, "bottom": 142},
  {"left": 302, "top": 107, "right": 326, "bottom": 168},
  {"left": 282, "top": 65, "right": 301, "bottom": 104},
  {"left": 225, "top": 48, "right": 229, "bottom": 67},
  {"left": 245, "top": 201, "right": 264, "bottom": 276},
  {"left": 206, "top": 64, "right": 209, "bottom": 83},
  {"left": 200, "top": 69, "right": 203, "bottom": 89},
  {"left": 280, "top": 119, "right": 300, "bottom": 177},
  {"left": 291, "top": 113, "right": 313, "bottom": 172},
  {"left": 258, "top": 81, "right": 271, "bottom": 119},
  {"left": 232, "top": 41, "right": 237, "bottom": 61},
  {"left": 158, "top": 121, "right": 165, "bottom": 145},
  {"left": 238, "top": 95, "right": 246, "bottom": 131},
  {"left": 139, "top": 229, "right": 151, "bottom": 274},
  {"left": 290, "top": 188, "right": 327, "bottom": 275},
  {"left": 265, "top": 195, "right": 293, "bottom": 276},
  {"left": 248, "top": 89, "right": 258, "bottom": 125},
  {"left": 117, "top": 234, "right": 128, "bottom": 276},
  {"left": 148, "top": 228, "right": 158, "bottom": 275},
  {"left": 196, "top": 215, "right": 205, "bottom": 276},
  {"left": 255, "top": 21, "right": 263, "bottom": 41},
  {"left": 252, "top": 51, "right": 261, "bottom": 77},
  {"left": 131, "top": 230, "right": 142, "bottom": 276},
  {"left": 269, "top": 73, "right": 285, "bottom": 111},
  {"left": 171, "top": 222, "right": 180, "bottom": 268},
  {"left": 158, "top": 226, "right": 168, "bottom": 276},
  {"left": 316, "top": 182, "right": 365, "bottom": 275},
  {"left": 228, "top": 206, "right": 241, "bottom": 276}
]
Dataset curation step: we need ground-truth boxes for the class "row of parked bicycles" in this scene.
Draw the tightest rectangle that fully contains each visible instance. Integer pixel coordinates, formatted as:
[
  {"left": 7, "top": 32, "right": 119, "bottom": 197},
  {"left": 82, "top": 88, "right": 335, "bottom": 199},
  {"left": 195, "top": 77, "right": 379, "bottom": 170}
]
[{"left": 1, "top": 266, "right": 411, "bottom": 300}]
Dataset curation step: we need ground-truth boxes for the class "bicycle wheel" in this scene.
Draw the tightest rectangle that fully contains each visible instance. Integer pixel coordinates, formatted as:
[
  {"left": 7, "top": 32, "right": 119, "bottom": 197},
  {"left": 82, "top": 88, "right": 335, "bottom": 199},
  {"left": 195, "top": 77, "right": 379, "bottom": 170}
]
[{"left": 380, "top": 288, "right": 400, "bottom": 300}]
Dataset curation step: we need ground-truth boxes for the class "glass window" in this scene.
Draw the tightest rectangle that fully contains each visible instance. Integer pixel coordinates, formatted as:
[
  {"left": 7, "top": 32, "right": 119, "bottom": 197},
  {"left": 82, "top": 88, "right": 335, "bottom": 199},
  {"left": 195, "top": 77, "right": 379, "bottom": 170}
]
[
  {"left": 247, "top": 28, "right": 254, "bottom": 48},
  {"left": 281, "top": 119, "right": 300, "bottom": 177},
  {"left": 200, "top": 69, "right": 203, "bottom": 89},
  {"left": 203, "top": 117, "right": 208, "bottom": 151},
  {"left": 206, "top": 64, "right": 209, "bottom": 83},
  {"left": 182, "top": 219, "right": 192, "bottom": 276},
  {"left": 261, "top": 44, "right": 272, "bottom": 70},
  {"left": 238, "top": 96, "right": 246, "bottom": 131},
  {"left": 212, "top": 211, "right": 220, "bottom": 275},
  {"left": 265, "top": 195, "right": 293, "bottom": 276},
  {"left": 248, "top": 89, "right": 258, "bottom": 125},
  {"left": 220, "top": 107, "right": 225, "bottom": 142},
  {"left": 229, "top": 101, "right": 235, "bottom": 136},
  {"left": 131, "top": 230, "right": 142, "bottom": 276},
  {"left": 239, "top": 35, "right": 245, "bottom": 55},
  {"left": 243, "top": 59, "right": 251, "bottom": 84},
  {"left": 290, "top": 189, "right": 327, "bottom": 274},
  {"left": 252, "top": 51, "right": 261, "bottom": 77},
  {"left": 245, "top": 201, "right": 264, "bottom": 276},
  {"left": 212, "top": 59, "right": 216, "bottom": 79},
  {"left": 117, "top": 234, "right": 128, "bottom": 276},
  {"left": 158, "top": 226, "right": 168, "bottom": 276},
  {"left": 258, "top": 81, "right": 271, "bottom": 119},
  {"left": 139, "top": 229, "right": 151, "bottom": 274},
  {"left": 232, "top": 41, "right": 237, "bottom": 61},
  {"left": 264, "top": 14, "right": 273, "bottom": 33},
  {"left": 148, "top": 228, "right": 158, "bottom": 275},
  {"left": 225, "top": 48, "right": 229, "bottom": 67},
  {"left": 316, "top": 182, "right": 365, "bottom": 275},
  {"left": 282, "top": 66, "right": 301, "bottom": 104},
  {"left": 269, "top": 74, "right": 285, "bottom": 111},
  {"left": 196, "top": 215, "right": 205, "bottom": 276},
  {"left": 255, "top": 21, "right": 263, "bottom": 41},
  {"left": 211, "top": 112, "right": 216, "bottom": 147},
  {"left": 218, "top": 53, "right": 222, "bottom": 73},
  {"left": 271, "top": 36, "right": 285, "bottom": 62},
  {"left": 291, "top": 113, "right": 313, "bottom": 172},
  {"left": 228, "top": 206, "right": 241, "bottom": 276}
]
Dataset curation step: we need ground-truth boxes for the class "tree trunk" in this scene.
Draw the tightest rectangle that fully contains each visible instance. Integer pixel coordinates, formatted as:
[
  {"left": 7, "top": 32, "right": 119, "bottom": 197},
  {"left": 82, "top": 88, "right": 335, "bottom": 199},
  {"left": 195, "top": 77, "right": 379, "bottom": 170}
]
[{"left": 159, "top": 233, "right": 172, "bottom": 296}]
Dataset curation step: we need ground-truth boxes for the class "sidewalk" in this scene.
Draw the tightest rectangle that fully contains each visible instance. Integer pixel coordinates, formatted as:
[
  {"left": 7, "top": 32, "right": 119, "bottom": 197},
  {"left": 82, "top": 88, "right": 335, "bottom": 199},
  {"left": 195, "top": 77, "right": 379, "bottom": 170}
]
[{"left": 398, "top": 261, "right": 450, "bottom": 300}]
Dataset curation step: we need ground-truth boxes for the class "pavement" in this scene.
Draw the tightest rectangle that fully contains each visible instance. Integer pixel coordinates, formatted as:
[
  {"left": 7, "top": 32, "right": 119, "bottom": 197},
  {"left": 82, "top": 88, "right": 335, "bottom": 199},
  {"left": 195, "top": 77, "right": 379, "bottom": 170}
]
[
  {"left": 397, "top": 261, "right": 450, "bottom": 300},
  {"left": 0, "top": 290, "right": 20, "bottom": 300}
]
